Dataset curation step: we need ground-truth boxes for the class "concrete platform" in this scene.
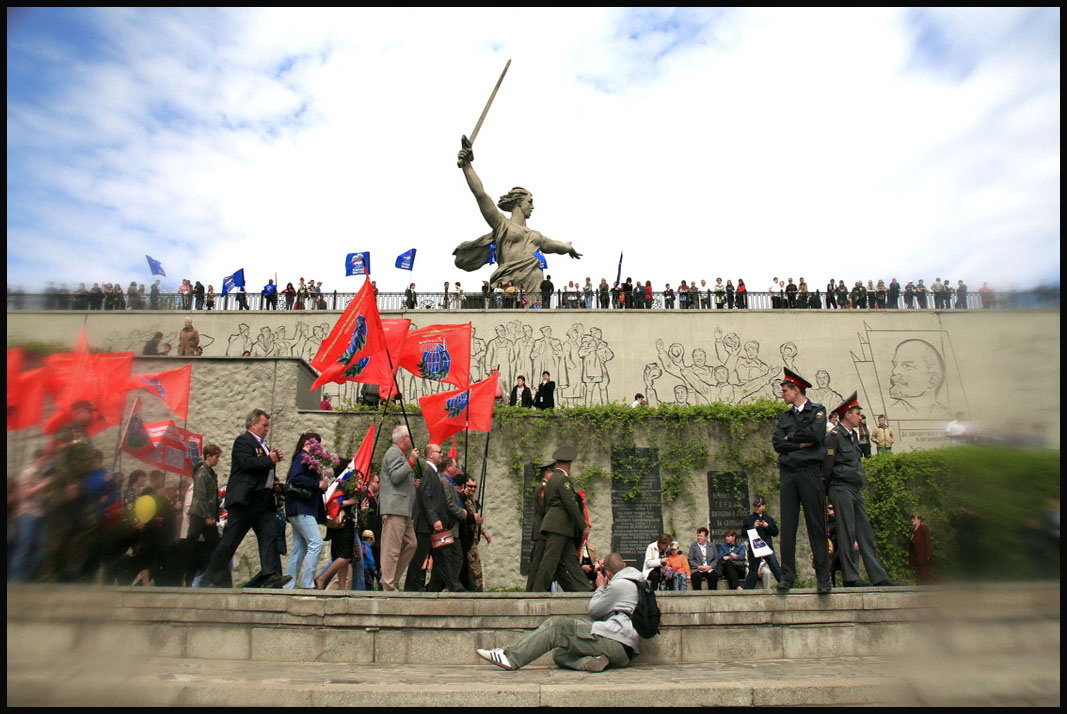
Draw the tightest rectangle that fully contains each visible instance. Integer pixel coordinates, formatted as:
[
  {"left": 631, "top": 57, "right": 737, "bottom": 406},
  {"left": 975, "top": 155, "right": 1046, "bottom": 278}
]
[{"left": 6, "top": 583, "right": 1060, "bottom": 706}]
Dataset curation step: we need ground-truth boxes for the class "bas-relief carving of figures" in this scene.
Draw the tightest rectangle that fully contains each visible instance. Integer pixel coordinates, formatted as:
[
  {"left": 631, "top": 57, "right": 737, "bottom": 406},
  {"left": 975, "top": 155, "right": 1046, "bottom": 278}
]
[
  {"left": 807, "top": 370, "right": 843, "bottom": 410},
  {"left": 485, "top": 324, "right": 513, "bottom": 388},
  {"left": 889, "top": 339, "right": 951, "bottom": 419},
  {"left": 579, "top": 327, "right": 613, "bottom": 404},
  {"left": 471, "top": 327, "right": 488, "bottom": 382},
  {"left": 780, "top": 342, "right": 799, "bottom": 374},
  {"left": 273, "top": 326, "right": 295, "bottom": 357},
  {"left": 291, "top": 322, "right": 310, "bottom": 361},
  {"left": 560, "top": 324, "right": 585, "bottom": 406},
  {"left": 643, "top": 363, "right": 663, "bottom": 405},
  {"left": 454, "top": 139, "right": 582, "bottom": 293},
  {"left": 227, "top": 323, "right": 253, "bottom": 356},
  {"left": 735, "top": 340, "right": 771, "bottom": 383},
  {"left": 252, "top": 327, "right": 277, "bottom": 357},
  {"left": 531, "top": 326, "right": 564, "bottom": 384}
]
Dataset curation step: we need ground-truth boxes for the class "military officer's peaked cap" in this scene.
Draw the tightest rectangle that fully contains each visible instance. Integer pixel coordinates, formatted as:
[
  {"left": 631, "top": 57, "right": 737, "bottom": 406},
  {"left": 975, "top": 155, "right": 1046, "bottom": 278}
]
[
  {"left": 830, "top": 392, "right": 860, "bottom": 419},
  {"left": 552, "top": 445, "right": 578, "bottom": 462},
  {"left": 780, "top": 368, "right": 812, "bottom": 391}
]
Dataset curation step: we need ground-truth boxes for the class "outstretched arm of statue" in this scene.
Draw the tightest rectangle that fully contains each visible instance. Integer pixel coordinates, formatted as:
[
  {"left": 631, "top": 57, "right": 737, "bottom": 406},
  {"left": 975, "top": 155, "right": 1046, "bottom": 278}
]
[
  {"left": 458, "top": 136, "right": 502, "bottom": 232},
  {"left": 535, "top": 235, "right": 582, "bottom": 259}
]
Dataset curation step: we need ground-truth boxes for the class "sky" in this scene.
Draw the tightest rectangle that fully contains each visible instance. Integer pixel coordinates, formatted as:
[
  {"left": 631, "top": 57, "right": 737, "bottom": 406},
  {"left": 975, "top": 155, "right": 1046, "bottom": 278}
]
[{"left": 6, "top": 7, "right": 1061, "bottom": 295}]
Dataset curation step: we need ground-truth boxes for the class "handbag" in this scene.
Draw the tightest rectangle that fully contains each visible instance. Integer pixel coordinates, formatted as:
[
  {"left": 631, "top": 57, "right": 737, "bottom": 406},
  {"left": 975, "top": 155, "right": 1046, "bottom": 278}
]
[
  {"left": 326, "top": 509, "right": 346, "bottom": 529},
  {"left": 284, "top": 482, "right": 313, "bottom": 501},
  {"left": 430, "top": 529, "right": 455, "bottom": 549}
]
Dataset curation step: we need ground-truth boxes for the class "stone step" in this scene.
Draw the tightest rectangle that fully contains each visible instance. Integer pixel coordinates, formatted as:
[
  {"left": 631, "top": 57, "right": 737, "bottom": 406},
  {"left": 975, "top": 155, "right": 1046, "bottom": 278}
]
[
  {"left": 7, "top": 653, "right": 1059, "bottom": 707},
  {"left": 6, "top": 583, "right": 1059, "bottom": 668}
]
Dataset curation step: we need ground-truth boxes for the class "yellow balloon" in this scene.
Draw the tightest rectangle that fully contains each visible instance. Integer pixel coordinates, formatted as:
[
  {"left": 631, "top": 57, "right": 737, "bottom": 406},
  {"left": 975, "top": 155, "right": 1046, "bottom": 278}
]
[{"left": 134, "top": 495, "right": 157, "bottom": 524}]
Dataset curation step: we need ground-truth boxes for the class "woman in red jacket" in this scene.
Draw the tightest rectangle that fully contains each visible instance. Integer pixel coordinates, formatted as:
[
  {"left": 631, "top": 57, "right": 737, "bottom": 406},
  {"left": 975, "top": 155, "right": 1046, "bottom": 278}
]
[{"left": 735, "top": 279, "right": 748, "bottom": 309}]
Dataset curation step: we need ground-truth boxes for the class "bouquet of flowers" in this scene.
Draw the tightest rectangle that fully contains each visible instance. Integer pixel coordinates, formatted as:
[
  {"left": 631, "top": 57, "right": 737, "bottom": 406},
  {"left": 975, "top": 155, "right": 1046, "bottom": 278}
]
[{"left": 300, "top": 438, "right": 341, "bottom": 477}]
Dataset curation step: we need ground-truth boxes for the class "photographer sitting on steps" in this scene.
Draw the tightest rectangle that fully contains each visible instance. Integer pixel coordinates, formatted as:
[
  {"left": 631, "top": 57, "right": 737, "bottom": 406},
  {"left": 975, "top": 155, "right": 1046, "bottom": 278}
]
[{"left": 477, "top": 552, "right": 642, "bottom": 672}]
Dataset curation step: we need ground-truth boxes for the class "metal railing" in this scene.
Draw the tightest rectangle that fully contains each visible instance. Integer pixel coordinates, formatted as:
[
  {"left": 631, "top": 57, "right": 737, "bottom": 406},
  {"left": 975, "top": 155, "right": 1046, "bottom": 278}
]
[{"left": 5, "top": 288, "right": 1059, "bottom": 312}]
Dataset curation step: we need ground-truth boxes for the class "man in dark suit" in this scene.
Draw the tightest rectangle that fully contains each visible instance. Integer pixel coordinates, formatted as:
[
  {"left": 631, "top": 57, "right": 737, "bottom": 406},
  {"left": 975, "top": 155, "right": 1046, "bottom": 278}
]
[
  {"left": 524, "top": 462, "right": 554, "bottom": 591},
  {"left": 406, "top": 443, "right": 466, "bottom": 592},
  {"left": 533, "top": 371, "right": 556, "bottom": 410},
  {"left": 509, "top": 375, "right": 533, "bottom": 408},
  {"left": 200, "top": 409, "right": 291, "bottom": 589}
]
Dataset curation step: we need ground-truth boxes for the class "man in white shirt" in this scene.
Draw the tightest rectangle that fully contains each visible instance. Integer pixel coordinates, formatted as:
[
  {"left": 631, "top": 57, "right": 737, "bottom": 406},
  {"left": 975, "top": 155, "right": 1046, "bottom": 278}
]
[{"left": 769, "top": 278, "right": 782, "bottom": 309}]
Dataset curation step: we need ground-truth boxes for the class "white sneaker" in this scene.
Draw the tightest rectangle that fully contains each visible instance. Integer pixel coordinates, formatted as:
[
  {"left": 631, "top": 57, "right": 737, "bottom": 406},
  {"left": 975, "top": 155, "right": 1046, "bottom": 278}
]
[
  {"left": 582, "top": 655, "right": 609, "bottom": 672},
  {"left": 476, "top": 648, "right": 517, "bottom": 670}
]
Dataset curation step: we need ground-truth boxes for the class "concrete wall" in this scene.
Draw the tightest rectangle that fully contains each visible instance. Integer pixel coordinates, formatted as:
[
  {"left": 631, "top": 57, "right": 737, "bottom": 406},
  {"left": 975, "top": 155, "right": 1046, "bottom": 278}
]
[
  {"left": 7, "top": 308, "right": 1059, "bottom": 587},
  {"left": 8, "top": 307, "right": 1058, "bottom": 451}
]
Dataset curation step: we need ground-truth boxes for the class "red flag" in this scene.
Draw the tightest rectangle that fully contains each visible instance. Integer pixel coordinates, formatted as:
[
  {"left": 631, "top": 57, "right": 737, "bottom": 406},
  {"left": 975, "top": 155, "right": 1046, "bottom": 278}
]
[
  {"left": 9, "top": 367, "right": 46, "bottom": 431},
  {"left": 447, "top": 435, "right": 458, "bottom": 460},
  {"left": 361, "top": 318, "right": 411, "bottom": 398},
  {"left": 310, "top": 279, "right": 387, "bottom": 391},
  {"left": 417, "top": 370, "right": 499, "bottom": 444},
  {"left": 128, "top": 364, "right": 192, "bottom": 421},
  {"left": 7, "top": 347, "right": 24, "bottom": 412},
  {"left": 123, "top": 418, "right": 203, "bottom": 477},
  {"left": 352, "top": 423, "right": 377, "bottom": 484},
  {"left": 397, "top": 323, "right": 472, "bottom": 390},
  {"left": 119, "top": 397, "right": 154, "bottom": 458},
  {"left": 42, "top": 350, "right": 134, "bottom": 436}
]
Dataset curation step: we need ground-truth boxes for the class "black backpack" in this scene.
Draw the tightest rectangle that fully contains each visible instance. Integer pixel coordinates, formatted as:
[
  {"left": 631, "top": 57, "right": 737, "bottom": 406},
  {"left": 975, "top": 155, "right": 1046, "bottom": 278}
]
[{"left": 629, "top": 578, "right": 661, "bottom": 639}]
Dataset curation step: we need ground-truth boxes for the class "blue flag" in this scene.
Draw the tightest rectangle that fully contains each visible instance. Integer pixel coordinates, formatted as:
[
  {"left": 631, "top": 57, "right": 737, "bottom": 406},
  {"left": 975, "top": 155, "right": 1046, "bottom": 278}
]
[
  {"left": 221, "top": 268, "right": 245, "bottom": 297},
  {"left": 395, "top": 248, "right": 416, "bottom": 271},
  {"left": 346, "top": 252, "right": 371, "bottom": 276},
  {"left": 533, "top": 249, "right": 547, "bottom": 270},
  {"left": 145, "top": 255, "right": 166, "bottom": 277},
  {"left": 486, "top": 244, "right": 496, "bottom": 265}
]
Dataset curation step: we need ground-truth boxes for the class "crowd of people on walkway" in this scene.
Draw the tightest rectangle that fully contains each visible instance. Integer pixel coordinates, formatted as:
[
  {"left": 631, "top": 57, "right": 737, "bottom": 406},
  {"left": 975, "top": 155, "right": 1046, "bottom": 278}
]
[
  {"left": 7, "top": 406, "right": 492, "bottom": 592},
  {"left": 11, "top": 275, "right": 1029, "bottom": 311}
]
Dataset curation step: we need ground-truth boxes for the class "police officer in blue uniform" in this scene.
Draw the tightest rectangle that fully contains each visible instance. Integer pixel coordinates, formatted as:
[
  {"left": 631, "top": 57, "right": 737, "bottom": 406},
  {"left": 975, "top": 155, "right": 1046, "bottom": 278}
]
[{"left": 773, "top": 369, "right": 832, "bottom": 593}]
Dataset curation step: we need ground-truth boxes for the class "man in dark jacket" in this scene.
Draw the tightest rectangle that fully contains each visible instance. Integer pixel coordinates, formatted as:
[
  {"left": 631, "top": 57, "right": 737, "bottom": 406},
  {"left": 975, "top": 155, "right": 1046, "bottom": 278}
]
[
  {"left": 533, "top": 371, "right": 555, "bottom": 409},
  {"left": 773, "top": 369, "right": 831, "bottom": 593},
  {"left": 540, "top": 275, "right": 554, "bottom": 309},
  {"left": 824, "top": 393, "right": 896, "bottom": 587},
  {"left": 406, "top": 443, "right": 467, "bottom": 592},
  {"left": 509, "top": 375, "right": 534, "bottom": 408},
  {"left": 200, "top": 409, "right": 290, "bottom": 588},
  {"left": 741, "top": 496, "right": 782, "bottom": 589}
]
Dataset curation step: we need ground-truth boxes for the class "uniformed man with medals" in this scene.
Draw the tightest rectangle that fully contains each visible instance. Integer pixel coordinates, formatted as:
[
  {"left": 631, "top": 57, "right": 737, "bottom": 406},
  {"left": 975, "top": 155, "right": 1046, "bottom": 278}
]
[
  {"left": 773, "top": 369, "right": 832, "bottom": 593},
  {"left": 824, "top": 393, "right": 897, "bottom": 587},
  {"left": 525, "top": 461, "right": 554, "bottom": 592},
  {"left": 530, "top": 446, "right": 593, "bottom": 592}
]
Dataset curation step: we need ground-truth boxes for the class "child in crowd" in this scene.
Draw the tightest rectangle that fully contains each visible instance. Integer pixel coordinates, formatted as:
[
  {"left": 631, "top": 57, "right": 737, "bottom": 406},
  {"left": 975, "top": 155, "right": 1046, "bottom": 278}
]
[{"left": 662, "top": 541, "right": 691, "bottom": 590}]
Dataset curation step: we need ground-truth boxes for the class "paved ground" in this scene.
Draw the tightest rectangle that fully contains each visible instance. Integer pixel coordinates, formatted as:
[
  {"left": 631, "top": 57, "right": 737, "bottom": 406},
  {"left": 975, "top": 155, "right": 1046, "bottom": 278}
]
[{"left": 8, "top": 651, "right": 1059, "bottom": 707}]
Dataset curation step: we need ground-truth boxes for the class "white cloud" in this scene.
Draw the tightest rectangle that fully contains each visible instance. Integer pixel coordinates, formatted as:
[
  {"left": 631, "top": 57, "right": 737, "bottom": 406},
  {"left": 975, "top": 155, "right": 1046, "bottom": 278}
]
[{"left": 6, "top": 7, "right": 1060, "bottom": 295}]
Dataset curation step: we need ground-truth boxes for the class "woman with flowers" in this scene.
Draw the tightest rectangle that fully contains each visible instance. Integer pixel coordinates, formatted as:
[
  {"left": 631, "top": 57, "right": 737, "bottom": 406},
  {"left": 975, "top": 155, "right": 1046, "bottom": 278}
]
[{"left": 283, "top": 432, "right": 334, "bottom": 589}]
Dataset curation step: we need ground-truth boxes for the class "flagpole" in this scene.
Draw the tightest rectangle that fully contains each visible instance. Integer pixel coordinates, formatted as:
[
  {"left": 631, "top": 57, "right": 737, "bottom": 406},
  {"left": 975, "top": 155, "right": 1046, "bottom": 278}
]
[{"left": 112, "top": 395, "right": 134, "bottom": 473}]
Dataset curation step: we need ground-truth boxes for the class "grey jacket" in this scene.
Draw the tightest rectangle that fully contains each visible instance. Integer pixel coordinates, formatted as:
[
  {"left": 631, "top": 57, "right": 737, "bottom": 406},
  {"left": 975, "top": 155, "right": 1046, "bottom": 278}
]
[
  {"left": 380, "top": 444, "right": 417, "bottom": 517},
  {"left": 589, "top": 566, "right": 643, "bottom": 653},
  {"left": 687, "top": 541, "right": 717, "bottom": 571}
]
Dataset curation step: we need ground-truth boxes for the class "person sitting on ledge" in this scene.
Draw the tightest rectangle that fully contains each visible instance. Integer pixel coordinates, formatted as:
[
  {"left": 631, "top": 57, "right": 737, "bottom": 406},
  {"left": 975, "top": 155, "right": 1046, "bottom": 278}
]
[{"left": 477, "top": 552, "right": 642, "bottom": 672}]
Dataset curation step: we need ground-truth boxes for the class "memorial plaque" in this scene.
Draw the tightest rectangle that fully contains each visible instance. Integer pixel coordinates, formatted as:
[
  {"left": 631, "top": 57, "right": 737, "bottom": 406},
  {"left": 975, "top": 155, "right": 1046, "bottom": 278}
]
[
  {"left": 610, "top": 447, "right": 662, "bottom": 568},
  {"left": 706, "top": 471, "right": 750, "bottom": 537},
  {"left": 519, "top": 462, "right": 537, "bottom": 576}
]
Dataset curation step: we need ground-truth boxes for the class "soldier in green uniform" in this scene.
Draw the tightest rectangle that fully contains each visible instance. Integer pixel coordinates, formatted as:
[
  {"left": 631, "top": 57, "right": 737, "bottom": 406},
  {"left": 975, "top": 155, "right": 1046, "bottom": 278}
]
[
  {"left": 824, "top": 393, "right": 897, "bottom": 587},
  {"left": 524, "top": 461, "right": 554, "bottom": 591},
  {"left": 530, "top": 446, "right": 592, "bottom": 592},
  {"left": 40, "top": 401, "right": 98, "bottom": 582}
]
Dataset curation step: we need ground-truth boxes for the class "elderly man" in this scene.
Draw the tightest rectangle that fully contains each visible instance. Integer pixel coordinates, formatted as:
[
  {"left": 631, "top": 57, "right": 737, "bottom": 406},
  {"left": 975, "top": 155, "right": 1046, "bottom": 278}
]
[
  {"left": 200, "top": 409, "right": 289, "bottom": 588},
  {"left": 178, "top": 318, "right": 200, "bottom": 356},
  {"left": 379, "top": 425, "right": 420, "bottom": 591},
  {"left": 477, "top": 553, "right": 642, "bottom": 672},
  {"left": 405, "top": 445, "right": 466, "bottom": 592}
]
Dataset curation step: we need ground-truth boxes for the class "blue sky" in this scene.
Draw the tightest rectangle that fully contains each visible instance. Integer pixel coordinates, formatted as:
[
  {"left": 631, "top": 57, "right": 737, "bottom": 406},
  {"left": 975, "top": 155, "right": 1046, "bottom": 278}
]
[{"left": 6, "top": 7, "right": 1060, "bottom": 294}]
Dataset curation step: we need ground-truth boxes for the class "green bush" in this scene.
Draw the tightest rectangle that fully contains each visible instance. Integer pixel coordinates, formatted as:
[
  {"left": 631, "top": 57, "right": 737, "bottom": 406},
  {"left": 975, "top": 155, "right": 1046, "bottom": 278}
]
[{"left": 864, "top": 446, "right": 1060, "bottom": 582}]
